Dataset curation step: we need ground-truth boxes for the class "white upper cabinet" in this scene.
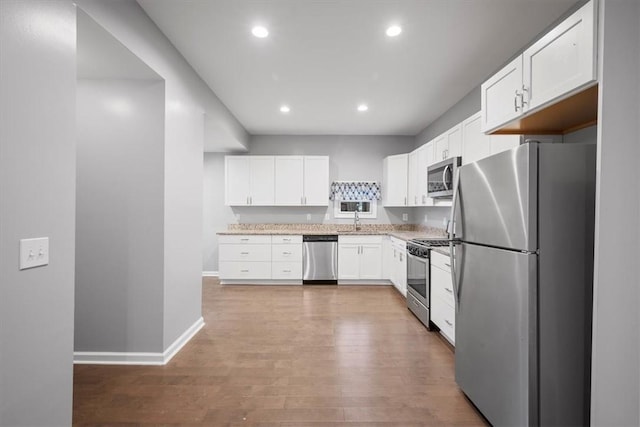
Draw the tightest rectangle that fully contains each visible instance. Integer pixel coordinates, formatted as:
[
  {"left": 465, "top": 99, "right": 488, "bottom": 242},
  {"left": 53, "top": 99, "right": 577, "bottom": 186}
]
[
  {"left": 481, "top": 0, "right": 596, "bottom": 134},
  {"left": 490, "top": 134, "right": 520, "bottom": 156},
  {"left": 228, "top": 155, "right": 328, "bottom": 207},
  {"left": 417, "top": 143, "right": 433, "bottom": 206},
  {"left": 523, "top": 0, "right": 596, "bottom": 111},
  {"left": 463, "top": 111, "right": 521, "bottom": 165},
  {"left": 481, "top": 56, "right": 524, "bottom": 133},
  {"left": 408, "top": 150, "right": 419, "bottom": 206},
  {"left": 274, "top": 155, "right": 329, "bottom": 206},
  {"left": 382, "top": 154, "right": 409, "bottom": 207},
  {"left": 225, "top": 156, "right": 275, "bottom": 206},
  {"left": 225, "top": 156, "right": 251, "bottom": 206},
  {"left": 248, "top": 156, "right": 275, "bottom": 205},
  {"left": 303, "top": 156, "right": 330, "bottom": 206},
  {"left": 434, "top": 124, "right": 463, "bottom": 162},
  {"left": 274, "top": 156, "right": 304, "bottom": 205},
  {"left": 462, "top": 112, "right": 491, "bottom": 165}
]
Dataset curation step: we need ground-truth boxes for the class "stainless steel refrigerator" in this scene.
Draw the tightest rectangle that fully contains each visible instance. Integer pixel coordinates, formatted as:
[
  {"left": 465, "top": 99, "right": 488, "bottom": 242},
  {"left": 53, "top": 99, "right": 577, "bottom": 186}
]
[{"left": 449, "top": 142, "right": 596, "bottom": 426}]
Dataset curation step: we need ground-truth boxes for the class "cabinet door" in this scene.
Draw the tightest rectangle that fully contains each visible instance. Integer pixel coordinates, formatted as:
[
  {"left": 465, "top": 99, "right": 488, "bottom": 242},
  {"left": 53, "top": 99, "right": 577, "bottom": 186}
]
[
  {"left": 389, "top": 246, "right": 398, "bottom": 285},
  {"left": 225, "top": 156, "right": 251, "bottom": 205},
  {"left": 338, "top": 244, "right": 360, "bottom": 280},
  {"left": 249, "top": 156, "right": 275, "bottom": 205},
  {"left": 397, "top": 249, "right": 407, "bottom": 295},
  {"left": 523, "top": 0, "right": 595, "bottom": 112},
  {"left": 274, "top": 156, "right": 304, "bottom": 205},
  {"left": 382, "top": 237, "right": 392, "bottom": 280},
  {"left": 462, "top": 112, "right": 491, "bottom": 165},
  {"left": 434, "top": 134, "right": 448, "bottom": 162},
  {"left": 407, "top": 150, "right": 419, "bottom": 206},
  {"left": 303, "top": 156, "right": 329, "bottom": 206},
  {"left": 383, "top": 154, "right": 408, "bottom": 206},
  {"left": 490, "top": 135, "right": 520, "bottom": 156},
  {"left": 359, "top": 244, "right": 382, "bottom": 280},
  {"left": 446, "top": 124, "right": 463, "bottom": 158},
  {"left": 481, "top": 56, "right": 523, "bottom": 133}
]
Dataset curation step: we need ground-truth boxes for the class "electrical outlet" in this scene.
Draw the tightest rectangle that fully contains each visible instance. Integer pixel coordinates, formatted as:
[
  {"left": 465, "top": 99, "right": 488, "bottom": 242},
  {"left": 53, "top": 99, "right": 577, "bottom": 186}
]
[
  {"left": 424, "top": 214, "right": 428, "bottom": 223},
  {"left": 306, "top": 213, "right": 312, "bottom": 221},
  {"left": 19, "top": 237, "right": 49, "bottom": 270},
  {"left": 402, "top": 213, "right": 408, "bottom": 222},
  {"left": 324, "top": 213, "right": 330, "bottom": 221}
]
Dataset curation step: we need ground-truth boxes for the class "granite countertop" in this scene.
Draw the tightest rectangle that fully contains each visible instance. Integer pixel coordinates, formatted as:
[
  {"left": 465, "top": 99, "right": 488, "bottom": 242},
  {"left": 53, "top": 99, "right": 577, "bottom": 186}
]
[{"left": 217, "top": 224, "right": 448, "bottom": 241}]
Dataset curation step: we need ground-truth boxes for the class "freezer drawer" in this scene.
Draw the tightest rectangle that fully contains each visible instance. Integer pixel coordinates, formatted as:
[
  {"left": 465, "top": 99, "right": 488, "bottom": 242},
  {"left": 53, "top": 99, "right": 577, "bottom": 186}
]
[{"left": 454, "top": 242, "right": 537, "bottom": 426}]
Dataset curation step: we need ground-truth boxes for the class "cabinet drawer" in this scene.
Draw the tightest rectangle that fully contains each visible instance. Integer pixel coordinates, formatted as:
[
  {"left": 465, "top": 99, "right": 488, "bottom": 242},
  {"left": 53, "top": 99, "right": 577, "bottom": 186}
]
[
  {"left": 272, "top": 235, "right": 302, "bottom": 244},
  {"left": 339, "top": 235, "right": 383, "bottom": 245},
  {"left": 390, "top": 237, "right": 406, "bottom": 249},
  {"left": 271, "top": 262, "right": 302, "bottom": 280},
  {"left": 219, "top": 262, "right": 271, "bottom": 280},
  {"left": 272, "top": 244, "right": 303, "bottom": 262},
  {"left": 431, "top": 295, "right": 455, "bottom": 344},
  {"left": 218, "top": 235, "right": 272, "bottom": 245},
  {"left": 430, "top": 251, "right": 451, "bottom": 272},
  {"left": 219, "top": 244, "right": 271, "bottom": 262},
  {"left": 431, "top": 265, "right": 455, "bottom": 307}
]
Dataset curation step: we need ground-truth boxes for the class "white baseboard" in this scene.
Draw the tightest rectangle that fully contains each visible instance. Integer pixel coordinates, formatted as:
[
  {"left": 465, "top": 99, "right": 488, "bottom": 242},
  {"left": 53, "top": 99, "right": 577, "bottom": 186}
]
[
  {"left": 162, "top": 316, "right": 204, "bottom": 364},
  {"left": 202, "top": 271, "right": 219, "bottom": 277},
  {"left": 338, "top": 280, "right": 391, "bottom": 286},
  {"left": 73, "top": 317, "right": 205, "bottom": 366}
]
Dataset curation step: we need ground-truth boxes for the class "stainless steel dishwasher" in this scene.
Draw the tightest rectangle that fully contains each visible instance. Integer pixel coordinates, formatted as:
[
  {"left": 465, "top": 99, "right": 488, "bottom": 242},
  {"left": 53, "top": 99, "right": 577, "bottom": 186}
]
[{"left": 302, "top": 235, "right": 338, "bottom": 284}]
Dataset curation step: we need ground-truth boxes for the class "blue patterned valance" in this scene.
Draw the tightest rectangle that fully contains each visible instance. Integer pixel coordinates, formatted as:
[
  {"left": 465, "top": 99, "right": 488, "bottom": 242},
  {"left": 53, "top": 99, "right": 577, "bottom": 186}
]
[{"left": 330, "top": 181, "right": 381, "bottom": 201}]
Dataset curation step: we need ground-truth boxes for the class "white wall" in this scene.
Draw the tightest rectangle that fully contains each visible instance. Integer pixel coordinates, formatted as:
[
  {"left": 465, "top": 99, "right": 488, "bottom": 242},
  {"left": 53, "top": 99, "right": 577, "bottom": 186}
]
[
  {"left": 75, "top": 79, "right": 165, "bottom": 352},
  {"left": 163, "top": 104, "right": 204, "bottom": 347},
  {"left": 76, "top": 0, "right": 227, "bottom": 350},
  {"left": 0, "top": 1, "right": 76, "bottom": 425},
  {"left": 591, "top": 1, "right": 640, "bottom": 425},
  {"left": 76, "top": 0, "right": 248, "bottom": 152},
  {"left": 202, "top": 135, "right": 416, "bottom": 272}
]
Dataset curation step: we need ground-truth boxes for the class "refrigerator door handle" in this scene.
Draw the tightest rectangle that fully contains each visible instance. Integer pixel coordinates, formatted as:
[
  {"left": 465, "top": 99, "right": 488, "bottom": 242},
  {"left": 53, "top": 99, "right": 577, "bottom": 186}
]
[{"left": 449, "top": 168, "right": 461, "bottom": 310}]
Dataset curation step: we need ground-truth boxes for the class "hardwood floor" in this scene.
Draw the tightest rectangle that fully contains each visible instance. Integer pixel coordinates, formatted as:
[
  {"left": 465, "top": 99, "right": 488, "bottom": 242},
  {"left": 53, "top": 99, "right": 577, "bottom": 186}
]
[{"left": 73, "top": 278, "right": 488, "bottom": 426}]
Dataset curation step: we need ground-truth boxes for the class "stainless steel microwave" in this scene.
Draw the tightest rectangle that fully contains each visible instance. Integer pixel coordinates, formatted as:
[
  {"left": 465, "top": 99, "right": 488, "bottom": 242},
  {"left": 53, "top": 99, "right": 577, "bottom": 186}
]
[{"left": 427, "top": 156, "right": 462, "bottom": 198}]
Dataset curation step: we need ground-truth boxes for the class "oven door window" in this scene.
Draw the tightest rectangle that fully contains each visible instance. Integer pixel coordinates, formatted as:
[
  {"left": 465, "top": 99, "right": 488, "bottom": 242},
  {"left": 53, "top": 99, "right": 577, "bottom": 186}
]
[{"left": 407, "top": 254, "right": 428, "bottom": 301}]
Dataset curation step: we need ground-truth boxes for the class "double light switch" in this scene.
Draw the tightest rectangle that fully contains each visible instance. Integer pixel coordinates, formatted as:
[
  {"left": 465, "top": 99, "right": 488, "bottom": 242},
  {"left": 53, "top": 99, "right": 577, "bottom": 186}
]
[{"left": 19, "top": 237, "right": 49, "bottom": 270}]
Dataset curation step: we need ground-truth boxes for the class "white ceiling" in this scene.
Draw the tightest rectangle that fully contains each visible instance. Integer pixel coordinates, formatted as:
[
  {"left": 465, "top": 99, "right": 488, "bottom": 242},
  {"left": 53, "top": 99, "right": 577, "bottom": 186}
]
[{"left": 138, "top": 0, "right": 576, "bottom": 136}]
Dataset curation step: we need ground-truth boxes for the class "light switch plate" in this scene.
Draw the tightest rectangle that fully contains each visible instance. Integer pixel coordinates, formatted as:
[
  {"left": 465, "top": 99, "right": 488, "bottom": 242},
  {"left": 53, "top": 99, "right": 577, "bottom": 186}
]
[
  {"left": 20, "top": 237, "right": 49, "bottom": 270},
  {"left": 402, "top": 213, "right": 408, "bottom": 221},
  {"left": 306, "top": 213, "right": 312, "bottom": 221}
]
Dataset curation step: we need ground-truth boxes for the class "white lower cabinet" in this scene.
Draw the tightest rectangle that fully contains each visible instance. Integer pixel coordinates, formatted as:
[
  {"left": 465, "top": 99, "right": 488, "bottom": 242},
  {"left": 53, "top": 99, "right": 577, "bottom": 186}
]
[
  {"left": 219, "top": 261, "right": 271, "bottom": 280},
  {"left": 430, "top": 251, "right": 455, "bottom": 344},
  {"left": 338, "top": 236, "right": 383, "bottom": 281},
  {"left": 219, "top": 235, "right": 302, "bottom": 282},
  {"left": 389, "top": 237, "right": 407, "bottom": 296}
]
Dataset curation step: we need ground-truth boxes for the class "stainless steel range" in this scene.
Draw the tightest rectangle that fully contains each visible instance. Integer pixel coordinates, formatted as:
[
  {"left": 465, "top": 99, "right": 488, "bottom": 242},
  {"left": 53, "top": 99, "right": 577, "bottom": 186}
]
[{"left": 406, "top": 238, "right": 450, "bottom": 329}]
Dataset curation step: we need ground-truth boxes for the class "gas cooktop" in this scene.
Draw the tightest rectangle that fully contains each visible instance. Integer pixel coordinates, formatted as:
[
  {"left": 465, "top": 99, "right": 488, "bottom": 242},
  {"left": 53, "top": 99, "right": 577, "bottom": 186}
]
[{"left": 409, "top": 238, "right": 451, "bottom": 247}]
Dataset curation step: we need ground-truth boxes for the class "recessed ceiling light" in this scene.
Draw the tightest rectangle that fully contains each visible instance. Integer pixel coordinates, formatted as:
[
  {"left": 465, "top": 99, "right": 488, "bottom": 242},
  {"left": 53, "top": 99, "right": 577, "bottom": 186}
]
[
  {"left": 251, "top": 26, "right": 269, "bottom": 38},
  {"left": 386, "top": 25, "right": 402, "bottom": 37},
  {"left": 357, "top": 104, "right": 369, "bottom": 112},
  {"left": 280, "top": 105, "right": 290, "bottom": 113}
]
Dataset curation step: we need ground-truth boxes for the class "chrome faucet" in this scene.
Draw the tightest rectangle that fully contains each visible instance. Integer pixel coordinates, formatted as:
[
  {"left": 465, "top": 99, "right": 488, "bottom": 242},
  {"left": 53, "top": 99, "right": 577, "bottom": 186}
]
[{"left": 354, "top": 207, "right": 361, "bottom": 231}]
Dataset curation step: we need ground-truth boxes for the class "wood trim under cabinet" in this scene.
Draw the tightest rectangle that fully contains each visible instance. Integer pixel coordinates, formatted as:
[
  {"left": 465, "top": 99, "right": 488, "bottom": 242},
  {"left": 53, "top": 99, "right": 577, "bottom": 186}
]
[{"left": 490, "top": 84, "right": 598, "bottom": 135}]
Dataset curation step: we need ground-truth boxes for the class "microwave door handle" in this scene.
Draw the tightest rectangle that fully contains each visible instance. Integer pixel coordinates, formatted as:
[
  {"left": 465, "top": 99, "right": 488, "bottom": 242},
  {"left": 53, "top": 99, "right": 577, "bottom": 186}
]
[{"left": 442, "top": 165, "right": 451, "bottom": 191}]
